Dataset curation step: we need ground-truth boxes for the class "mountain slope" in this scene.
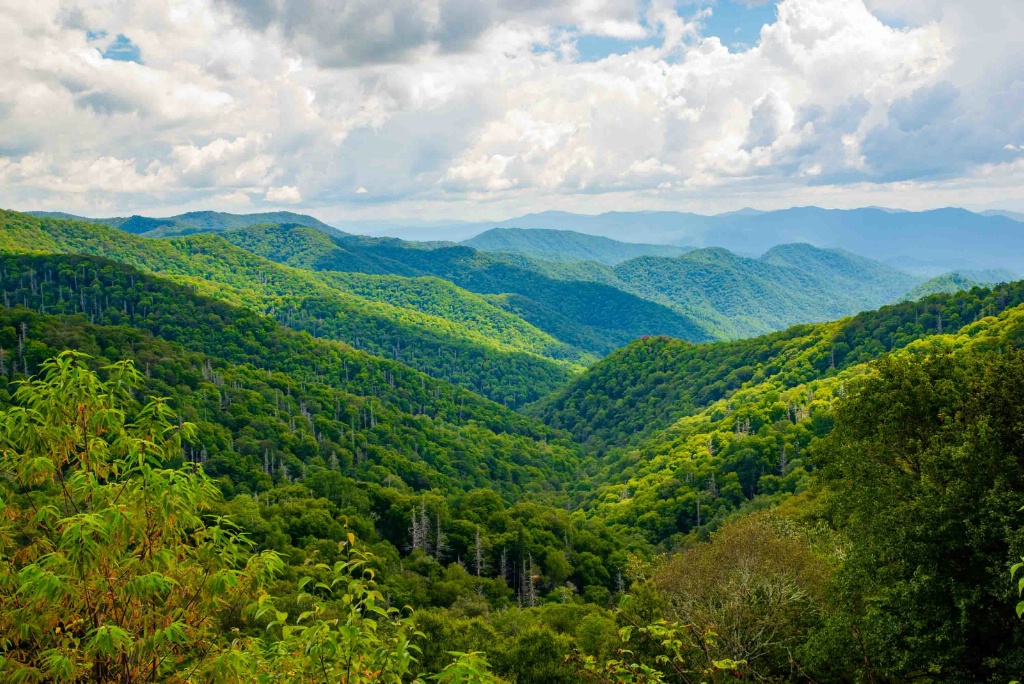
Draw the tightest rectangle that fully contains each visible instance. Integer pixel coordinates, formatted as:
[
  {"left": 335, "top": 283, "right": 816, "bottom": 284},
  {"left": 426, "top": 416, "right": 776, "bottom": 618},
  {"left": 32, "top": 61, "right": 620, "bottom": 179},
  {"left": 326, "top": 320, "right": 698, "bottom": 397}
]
[
  {"left": 364, "top": 208, "right": 1024, "bottom": 273},
  {"left": 532, "top": 281, "right": 1024, "bottom": 451},
  {"left": 688, "top": 207, "right": 1024, "bottom": 272},
  {"left": 899, "top": 269, "right": 1016, "bottom": 301},
  {"left": 222, "top": 224, "right": 715, "bottom": 353},
  {"left": 27, "top": 209, "right": 339, "bottom": 238},
  {"left": 0, "top": 210, "right": 572, "bottom": 406},
  {"left": 463, "top": 227, "right": 691, "bottom": 265},
  {"left": 574, "top": 290, "right": 1024, "bottom": 550},
  {"left": 611, "top": 244, "right": 920, "bottom": 339}
]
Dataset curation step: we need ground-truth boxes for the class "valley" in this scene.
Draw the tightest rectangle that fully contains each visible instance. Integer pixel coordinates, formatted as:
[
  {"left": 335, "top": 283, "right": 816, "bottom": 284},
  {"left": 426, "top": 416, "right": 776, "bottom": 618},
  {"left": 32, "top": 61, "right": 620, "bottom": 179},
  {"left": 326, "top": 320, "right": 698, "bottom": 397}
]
[{"left": 2, "top": 207, "right": 1024, "bottom": 682}]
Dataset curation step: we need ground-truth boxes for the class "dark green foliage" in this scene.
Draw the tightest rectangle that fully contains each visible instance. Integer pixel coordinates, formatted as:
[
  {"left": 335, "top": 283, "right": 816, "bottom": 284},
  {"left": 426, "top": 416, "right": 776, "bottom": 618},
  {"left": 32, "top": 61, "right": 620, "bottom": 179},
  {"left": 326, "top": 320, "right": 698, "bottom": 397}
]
[
  {"left": 0, "top": 255, "right": 578, "bottom": 492},
  {"left": 0, "top": 253, "right": 640, "bottom": 613},
  {"left": 808, "top": 349, "right": 1024, "bottom": 681}
]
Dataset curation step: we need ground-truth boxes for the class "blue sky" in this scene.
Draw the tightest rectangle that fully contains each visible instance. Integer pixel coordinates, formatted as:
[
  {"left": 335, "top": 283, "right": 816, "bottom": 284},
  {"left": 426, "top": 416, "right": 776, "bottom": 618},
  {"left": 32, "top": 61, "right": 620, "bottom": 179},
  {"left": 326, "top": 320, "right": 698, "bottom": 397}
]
[
  {"left": 1, "top": 0, "right": 1023, "bottom": 221},
  {"left": 576, "top": 1, "right": 778, "bottom": 61}
]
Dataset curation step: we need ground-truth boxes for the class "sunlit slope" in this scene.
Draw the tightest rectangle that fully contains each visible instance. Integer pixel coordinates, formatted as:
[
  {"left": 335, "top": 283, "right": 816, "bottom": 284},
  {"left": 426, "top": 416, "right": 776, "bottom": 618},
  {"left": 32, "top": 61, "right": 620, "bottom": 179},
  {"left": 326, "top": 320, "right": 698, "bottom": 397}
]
[
  {"left": 567, "top": 290, "right": 1024, "bottom": 547},
  {"left": 0, "top": 210, "right": 572, "bottom": 406},
  {"left": 534, "top": 281, "right": 1024, "bottom": 450},
  {"left": 0, "top": 252, "right": 581, "bottom": 497},
  {"left": 223, "top": 223, "right": 714, "bottom": 354}
]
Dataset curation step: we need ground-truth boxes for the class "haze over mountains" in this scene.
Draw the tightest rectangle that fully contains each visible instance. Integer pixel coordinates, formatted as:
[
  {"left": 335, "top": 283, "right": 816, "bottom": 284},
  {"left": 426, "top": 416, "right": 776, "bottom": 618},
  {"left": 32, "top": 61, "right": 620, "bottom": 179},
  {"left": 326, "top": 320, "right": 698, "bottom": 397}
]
[
  {"left": 349, "top": 206, "right": 1024, "bottom": 275},
  {"left": 28, "top": 206, "right": 1024, "bottom": 277}
]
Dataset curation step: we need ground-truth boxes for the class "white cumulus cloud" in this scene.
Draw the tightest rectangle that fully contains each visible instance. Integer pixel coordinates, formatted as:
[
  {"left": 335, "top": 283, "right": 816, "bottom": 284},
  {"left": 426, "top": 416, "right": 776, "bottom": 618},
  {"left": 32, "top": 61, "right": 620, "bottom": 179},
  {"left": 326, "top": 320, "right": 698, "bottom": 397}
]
[{"left": 0, "top": 0, "right": 1020, "bottom": 218}]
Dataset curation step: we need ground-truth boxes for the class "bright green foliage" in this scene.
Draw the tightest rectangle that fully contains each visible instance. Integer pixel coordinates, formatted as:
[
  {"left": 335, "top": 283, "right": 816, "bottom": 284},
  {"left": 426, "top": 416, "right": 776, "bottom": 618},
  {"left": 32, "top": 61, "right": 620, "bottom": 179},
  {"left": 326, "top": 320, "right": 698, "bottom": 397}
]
[
  {"left": 570, "top": 614, "right": 745, "bottom": 683},
  {"left": 215, "top": 223, "right": 592, "bottom": 366},
  {"left": 1012, "top": 559, "right": 1024, "bottom": 619},
  {"left": 0, "top": 211, "right": 572, "bottom": 407},
  {"left": 246, "top": 539, "right": 424, "bottom": 683},
  {"left": 0, "top": 253, "right": 581, "bottom": 493},
  {"left": 427, "top": 652, "right": 495, "bottom": 683},
  {"left": 0, "top": 352, "right": 503, "bottom": 683},
  {"left": 0, "top": 263, "right": 633, "bottom": 604},
  {"left": 536, "top": 280, "right": 1024, "bottom": 451},
  {"left": 26, "top": 210, "right": 338, "bottom": 238},
  {"left": 0, "top": 351, "right": 280, "bottom": 682},
  {"left": 221, "top": 223, "right": 710, "bottom": 353}
]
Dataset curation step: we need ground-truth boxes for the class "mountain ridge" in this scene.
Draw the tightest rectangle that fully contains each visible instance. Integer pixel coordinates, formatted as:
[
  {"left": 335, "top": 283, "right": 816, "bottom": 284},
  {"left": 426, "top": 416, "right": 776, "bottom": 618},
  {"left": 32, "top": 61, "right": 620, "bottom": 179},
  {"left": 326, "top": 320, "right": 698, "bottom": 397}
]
[
  {"left": 462, "top": 227, "right": 691, "bottom": 265},
  {"left": 26, "top": 209, "right": 340, "bottom": 238}
]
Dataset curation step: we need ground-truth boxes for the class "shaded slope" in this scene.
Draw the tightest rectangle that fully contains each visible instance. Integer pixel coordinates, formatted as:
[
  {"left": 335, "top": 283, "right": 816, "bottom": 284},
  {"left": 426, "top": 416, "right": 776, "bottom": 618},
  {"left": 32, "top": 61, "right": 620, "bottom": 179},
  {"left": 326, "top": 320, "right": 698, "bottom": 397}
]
[{"left": 0, "top": 253, "right": 580, "bottom": 497}]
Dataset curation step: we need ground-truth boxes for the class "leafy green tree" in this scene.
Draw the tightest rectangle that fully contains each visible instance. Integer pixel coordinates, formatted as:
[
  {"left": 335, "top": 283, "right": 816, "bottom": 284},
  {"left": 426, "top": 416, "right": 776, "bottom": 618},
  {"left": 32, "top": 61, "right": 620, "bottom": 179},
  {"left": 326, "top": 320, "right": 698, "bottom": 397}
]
[
  {"left": 0, "top": 351, "right": 280, "bottom": 682},
  {"left": 245, "top": 536, "right": 423, "bottom": 683},
  {"left": 0, "top": 351, "right": 503, "bottom": 683},
  {"left": 809, "top": 349, "right": 1024, "bottom": 681},
  {"left": 569, "top": 613, "right": 745, "bottom": 684}
]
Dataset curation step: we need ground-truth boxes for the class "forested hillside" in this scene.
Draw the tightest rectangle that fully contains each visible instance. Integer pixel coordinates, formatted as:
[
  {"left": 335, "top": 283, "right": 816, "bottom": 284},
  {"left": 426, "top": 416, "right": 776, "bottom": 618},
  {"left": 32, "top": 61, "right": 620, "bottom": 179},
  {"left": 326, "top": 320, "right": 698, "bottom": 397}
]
[
  {"left": 223, "top": 223, "right": 928, "bottom": 345},
  {"left": 398, "top": 207, "right": 1024, "bottom": 273},
  {"left": 5, "top": 204, "right": 1024, "bottom": 682},
  {"left": 20, "top": 210, "right": 934, "bottom": 348},
  {"left": 463, "top": 227, "right": 691, "bottom": 264},
  {"left": 612, "top": 244, "right": 919, "bottom": 338},
  {"left": 0, "top": 211, "right": 578, "bottom": 407},
  {"left": 28, "top": 209, "right": 339, "bottom": 238},
  {"left": 534, "top": 281, "right": 1024, "bottom": 450},
  {"left": 222, "top": 223, "right": 712, "bottom": 352},
  {"left": 899, "top": 269, "right": 1017, "bottom": 301}
]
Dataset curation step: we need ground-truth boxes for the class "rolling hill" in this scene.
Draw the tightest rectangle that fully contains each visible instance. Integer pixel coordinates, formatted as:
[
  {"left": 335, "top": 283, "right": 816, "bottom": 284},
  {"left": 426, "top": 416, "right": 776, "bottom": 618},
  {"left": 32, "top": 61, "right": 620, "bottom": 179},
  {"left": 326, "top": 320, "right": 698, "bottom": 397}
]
[
  {"left": 26, "top": 209, "right": 340, "bottom": 238},
  {"left": 532, "top": 280, "right": 1024, "bottom": 451},
  {"left": 222, "top": 223, "right": 926, "bottom": 345},
  {"left": 0, "top": 210, "right": 576, "bottom": 407},
  {"left": 611, "top": 243, "right": 919, "bottom": 338},
  {"left": 898, "top": 269, "right": 1017, "bottom": 301},
  {"left": 463, "top": 227, "right": 691, "bottom": 264},
  {"left": 6, "top": 205, "right": 1024, "bottom": 682},
  {"left": 221, "top": 223, "right": 713, "bottom": 353}
]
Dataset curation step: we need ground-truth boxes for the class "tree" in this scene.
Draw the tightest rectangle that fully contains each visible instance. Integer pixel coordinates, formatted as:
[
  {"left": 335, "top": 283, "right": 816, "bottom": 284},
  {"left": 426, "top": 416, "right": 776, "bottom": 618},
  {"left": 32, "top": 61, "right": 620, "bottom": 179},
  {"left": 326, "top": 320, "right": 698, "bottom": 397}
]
[
  {"left": 0, "top": 351, "right": 280, "bottom": 682},
  {"left": 809, "top": 350, "right": 1024, "bottom": 681},
  {"left": 652, "top": 511, "right": 832, "bottom": 678}
]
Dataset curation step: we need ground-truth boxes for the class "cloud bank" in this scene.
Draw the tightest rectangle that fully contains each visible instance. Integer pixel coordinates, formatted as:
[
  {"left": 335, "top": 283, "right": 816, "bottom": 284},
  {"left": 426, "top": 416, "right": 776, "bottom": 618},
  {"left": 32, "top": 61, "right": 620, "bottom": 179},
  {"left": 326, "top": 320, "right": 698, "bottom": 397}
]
[{"left": 0, "top": 0, "right": 1021, "bottom": 219}]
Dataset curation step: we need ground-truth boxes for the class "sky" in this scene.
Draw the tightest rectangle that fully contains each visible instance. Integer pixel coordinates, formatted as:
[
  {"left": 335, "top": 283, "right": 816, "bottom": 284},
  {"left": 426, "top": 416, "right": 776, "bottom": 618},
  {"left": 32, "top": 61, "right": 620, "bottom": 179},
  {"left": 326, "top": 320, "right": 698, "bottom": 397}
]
[{"left": 1, "top": 0, "right": 1023, "bottom": 223}]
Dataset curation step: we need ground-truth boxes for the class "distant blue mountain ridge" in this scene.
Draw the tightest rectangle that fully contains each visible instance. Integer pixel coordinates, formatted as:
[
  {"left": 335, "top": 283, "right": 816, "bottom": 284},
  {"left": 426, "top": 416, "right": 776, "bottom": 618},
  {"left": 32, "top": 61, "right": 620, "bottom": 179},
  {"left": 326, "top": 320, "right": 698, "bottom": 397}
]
[{"left": 26, "top": 206, "right": 1024, "bottom": 275}]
